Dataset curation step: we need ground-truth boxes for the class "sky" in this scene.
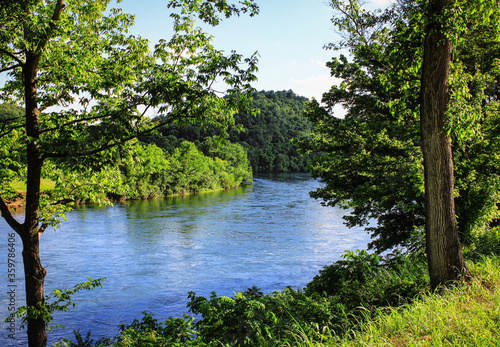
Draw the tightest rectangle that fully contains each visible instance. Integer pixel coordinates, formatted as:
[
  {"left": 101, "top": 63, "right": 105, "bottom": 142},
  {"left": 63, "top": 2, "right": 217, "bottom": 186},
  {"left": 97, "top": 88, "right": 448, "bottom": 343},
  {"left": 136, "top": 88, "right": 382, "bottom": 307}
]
[{"left": 116, "top": 0, "right": 393, "bottom": 102}]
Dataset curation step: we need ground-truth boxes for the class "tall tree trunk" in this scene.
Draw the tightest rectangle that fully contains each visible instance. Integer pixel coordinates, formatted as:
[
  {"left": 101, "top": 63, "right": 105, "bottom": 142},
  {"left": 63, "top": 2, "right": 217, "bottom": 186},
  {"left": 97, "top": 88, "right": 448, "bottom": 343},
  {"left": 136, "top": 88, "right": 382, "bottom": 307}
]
[
  {"left": 23, "top": 157, "right": 46, "bottom": 347},
  {"left": 420, "top": 0, "right": 469, "bottom": 290},
  {"left": 23, "top": 50, "right": 47, "bottom": 347},
  {"left": 21, "top": 229, "right": 47, "bottom": 347}
]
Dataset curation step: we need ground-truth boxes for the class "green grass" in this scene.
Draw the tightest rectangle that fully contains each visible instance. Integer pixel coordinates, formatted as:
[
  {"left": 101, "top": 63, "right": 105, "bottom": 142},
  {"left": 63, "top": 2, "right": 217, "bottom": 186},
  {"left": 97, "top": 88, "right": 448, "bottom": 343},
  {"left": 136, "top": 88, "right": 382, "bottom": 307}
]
[
  {"left": 326, "top": 256, "right": 500, "bottom": 347},
  {"left": 11, "top": 179, "right": 56, "bottom": 193}
]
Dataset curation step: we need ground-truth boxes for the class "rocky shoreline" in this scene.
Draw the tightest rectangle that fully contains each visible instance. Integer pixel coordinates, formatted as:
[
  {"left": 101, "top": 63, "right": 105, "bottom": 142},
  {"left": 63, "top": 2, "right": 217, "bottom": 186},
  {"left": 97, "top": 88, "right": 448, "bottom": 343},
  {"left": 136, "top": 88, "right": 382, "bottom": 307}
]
[{"left": 5, "top": 193, "right": 26, "bottom": 210}]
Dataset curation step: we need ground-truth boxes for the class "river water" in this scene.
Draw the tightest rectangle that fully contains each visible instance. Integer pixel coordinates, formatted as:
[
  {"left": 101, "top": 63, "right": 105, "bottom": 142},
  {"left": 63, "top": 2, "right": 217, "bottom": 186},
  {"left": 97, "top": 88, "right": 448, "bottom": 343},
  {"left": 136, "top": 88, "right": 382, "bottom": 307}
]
[{"left": 0, "top": 173, "right": 371, "bottom": 345}]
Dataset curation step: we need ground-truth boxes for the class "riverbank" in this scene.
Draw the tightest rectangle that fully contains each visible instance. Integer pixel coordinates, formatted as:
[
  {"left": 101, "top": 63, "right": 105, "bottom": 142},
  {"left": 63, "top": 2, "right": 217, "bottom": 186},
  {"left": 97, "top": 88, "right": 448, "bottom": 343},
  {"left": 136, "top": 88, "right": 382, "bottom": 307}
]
[
  {"left": 56, "top": 254, "right": 500, "bottom": 346},
  {"left": 4, "top": 181, "right": 252, "bottom": 211},
  {"left": 5, "top": 192, "right": 25, "bottom": 210},
  {"left": 333, "top": 256, "right": 500, "bottom": 346}
]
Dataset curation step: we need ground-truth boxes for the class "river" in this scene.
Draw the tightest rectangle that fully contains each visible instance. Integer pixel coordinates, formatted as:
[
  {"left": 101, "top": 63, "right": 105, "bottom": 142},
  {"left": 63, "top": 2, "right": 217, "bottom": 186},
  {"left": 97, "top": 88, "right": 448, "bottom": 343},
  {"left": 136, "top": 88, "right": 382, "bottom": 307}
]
[{"left": 0, "top": 173, "right": 371, "bottom": 345}]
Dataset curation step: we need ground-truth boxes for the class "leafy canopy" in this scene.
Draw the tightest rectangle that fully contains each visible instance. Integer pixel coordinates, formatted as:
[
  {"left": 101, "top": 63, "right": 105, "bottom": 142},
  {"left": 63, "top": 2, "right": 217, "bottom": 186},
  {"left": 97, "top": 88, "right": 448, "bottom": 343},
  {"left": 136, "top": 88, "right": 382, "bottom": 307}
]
[
  {"left": 299, "top": 0, "right": 500, "bottom": 252},
  {"left": 0, "top": 0, "right": 259, "bottom": 228}
]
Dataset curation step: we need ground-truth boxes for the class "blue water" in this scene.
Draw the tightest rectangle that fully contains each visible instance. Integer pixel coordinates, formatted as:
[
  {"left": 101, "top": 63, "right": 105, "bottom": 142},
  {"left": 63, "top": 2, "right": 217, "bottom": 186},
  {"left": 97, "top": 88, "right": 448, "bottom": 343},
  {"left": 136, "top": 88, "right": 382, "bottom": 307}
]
[{"left": 0, "top": 173, "right": 371, "bottom": 345}]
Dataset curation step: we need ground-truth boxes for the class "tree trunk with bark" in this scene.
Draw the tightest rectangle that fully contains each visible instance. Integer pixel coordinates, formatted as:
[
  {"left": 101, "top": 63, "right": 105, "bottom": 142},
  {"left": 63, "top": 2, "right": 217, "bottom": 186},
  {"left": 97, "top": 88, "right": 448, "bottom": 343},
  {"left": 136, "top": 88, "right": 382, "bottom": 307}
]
[
  {"left": 23, "top": 48, "right": 47, "bottom": 347},
  {"left": 22, "top": 230, "right": 47, "bottom": 347},
  {"left": 420, "top": 0, "right": 470, "bottom": 290}
]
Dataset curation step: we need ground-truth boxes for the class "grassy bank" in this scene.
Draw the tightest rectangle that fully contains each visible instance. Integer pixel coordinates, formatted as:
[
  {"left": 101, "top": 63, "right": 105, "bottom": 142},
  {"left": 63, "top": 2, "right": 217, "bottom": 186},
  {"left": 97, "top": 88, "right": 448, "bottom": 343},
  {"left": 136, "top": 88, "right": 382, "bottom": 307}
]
[
  {"left": 332, "top": 256, "right": 500, "bottom": 346},
  {"left": 54, "top": 251, "right": 500, "bottom": 347}
]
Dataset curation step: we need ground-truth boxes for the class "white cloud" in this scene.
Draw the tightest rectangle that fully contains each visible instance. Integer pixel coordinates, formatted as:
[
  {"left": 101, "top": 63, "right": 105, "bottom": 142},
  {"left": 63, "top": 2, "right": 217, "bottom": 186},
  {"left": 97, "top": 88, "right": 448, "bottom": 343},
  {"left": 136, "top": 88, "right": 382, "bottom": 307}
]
[
  {"left": 287, "top": 60, "right": 302, "bottom": 68},
  {"left": 290, "top": 74, "right": 342, "bottom": 101},
  {"left": 309, "top": 58, "right": 327, "bottom": 68},
  {"left": 365, "top": 0, "right": 394, "bottom": 10}
]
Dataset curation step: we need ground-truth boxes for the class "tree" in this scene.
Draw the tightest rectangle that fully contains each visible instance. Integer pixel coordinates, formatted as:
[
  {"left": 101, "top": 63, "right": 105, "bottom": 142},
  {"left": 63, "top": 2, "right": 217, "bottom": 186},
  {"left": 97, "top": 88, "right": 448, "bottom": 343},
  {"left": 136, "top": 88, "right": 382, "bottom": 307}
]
[
  {"left": 0, "top": 0, "right": 258, "bottom": 346},
  {"left": 118, "top": 142, "right": 170, "bottom": 199},
  {"left": 229, "top": 90, "right": 313, "bottom": 173},
  {"left": 419, "top": 0, "right": 468, "bottom": 288},
  {"left": 299, "top": 0, "right": 500, "bottom": 284}
]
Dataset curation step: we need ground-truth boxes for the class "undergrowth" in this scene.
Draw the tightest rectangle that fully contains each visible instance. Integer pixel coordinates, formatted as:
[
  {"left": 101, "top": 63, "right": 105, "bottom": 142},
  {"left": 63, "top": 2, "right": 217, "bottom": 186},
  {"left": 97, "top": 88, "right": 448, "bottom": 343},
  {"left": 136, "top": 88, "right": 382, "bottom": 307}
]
[
  {"left": 334, "top": 256, "right": 500, "bottom": 346},
  {"left": 55, "top": 227, "right": 500, "bottom": 346},
  {"left": 56, "top": 248, "right": 430, "bottom": 346}
]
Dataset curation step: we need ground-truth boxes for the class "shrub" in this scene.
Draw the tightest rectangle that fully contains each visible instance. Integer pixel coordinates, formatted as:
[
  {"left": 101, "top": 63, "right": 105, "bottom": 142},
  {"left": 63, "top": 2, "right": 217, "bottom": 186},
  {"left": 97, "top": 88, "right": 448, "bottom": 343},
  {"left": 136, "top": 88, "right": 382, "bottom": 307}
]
[
  {"left": 115, "top": 312, "right": 199, "bottom": 347},
  {"left": 305, "top": 249, "right": 429, "bottom": 309},
  {"left": 464, "top": 227, "right": 500, "bottom": 261},
  {"left": 187, "top": 285, "right": 342, "bottom": 346}
]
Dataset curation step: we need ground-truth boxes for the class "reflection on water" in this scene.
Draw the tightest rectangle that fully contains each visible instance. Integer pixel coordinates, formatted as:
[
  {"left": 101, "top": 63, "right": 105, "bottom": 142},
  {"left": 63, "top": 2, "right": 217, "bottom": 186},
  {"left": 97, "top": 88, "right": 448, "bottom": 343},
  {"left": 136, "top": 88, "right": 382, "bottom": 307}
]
[{"left": 0, "top": 173, "right": 371, "bottom": 345}]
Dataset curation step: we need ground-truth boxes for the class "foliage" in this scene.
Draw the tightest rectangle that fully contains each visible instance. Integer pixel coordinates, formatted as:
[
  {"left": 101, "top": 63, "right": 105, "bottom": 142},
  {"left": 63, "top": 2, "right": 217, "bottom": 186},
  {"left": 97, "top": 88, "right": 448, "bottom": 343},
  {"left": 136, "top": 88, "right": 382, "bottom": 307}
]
[
  {"left": 0, "top": 103, "right": 23, "bottom": 120},
  {"left": 150, "top": 138, "right": 252, "bottom": 197},
  {"left": 334, "top": 256, "right": 500, "bottom": 346},
  {"left": 198, "top": 136, "right": 252, "bottom": 183},
  {"left": 165, "top": 141, "right": 221, "bottom": 195},
  {"left": 186, "top": 286, "right": 340, "bottom": 346},
  {"left": 143, "top": 90, "right": 314, "bottom": 173},
  {"left": 299, "top": 0, "right": 500, "bottom": 252},
  {"left": 11, "top": 278, "right": 105, "bottom": 331},
  {"left": 116, "top": 142, "right": 170, "bottom": 199},
  {"left": 114, "top": 312, "right": 199, "bottom": 347},
  {"left": 464, "top": 227, "right": 500, "bottom": 261},
  {"left": 4, "top": 133, "right": 252, "bottom": 203},
  {"left": 55, "top": 329, "right": 111, "bottom": 347},
  {"left": 305, "top": 249, "right": 428, "bottom": 310},
  {"left": 229, "top": 90, "right": 313, "bottom": 173},
  {"left": 40, "top": 160, "right": 126, "bottom": 230},
  {"left": 0, "top": 104, "right": 25, "bottom": 201}
]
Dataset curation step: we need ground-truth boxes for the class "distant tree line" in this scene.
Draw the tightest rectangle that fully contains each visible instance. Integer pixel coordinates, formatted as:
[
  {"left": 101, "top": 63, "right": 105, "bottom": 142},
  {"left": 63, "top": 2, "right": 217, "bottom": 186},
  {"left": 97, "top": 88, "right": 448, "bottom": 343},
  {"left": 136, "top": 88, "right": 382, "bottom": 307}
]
[
  {"left": 142, "top": 90, "right": 314, "bottom": 173},
  {"left": 113, "top": 137, "right": 252, "bottom": 199},
  {"left": 1, "top": 104, "right": 252, "bottom": 200}
]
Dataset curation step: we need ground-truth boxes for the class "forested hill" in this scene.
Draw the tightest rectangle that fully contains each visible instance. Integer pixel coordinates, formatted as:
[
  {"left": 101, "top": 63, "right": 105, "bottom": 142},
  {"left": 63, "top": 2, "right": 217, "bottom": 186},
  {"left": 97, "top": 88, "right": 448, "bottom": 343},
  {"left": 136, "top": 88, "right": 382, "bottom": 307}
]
[
  {"left": 229, "top": 90, "right": 312, "bottom": 172},
  {"left": 0, "top": 103, "right": 23, "bottom": 120},
  {"left": 146, "top": 90, "right": 313, "bottom": 173}
]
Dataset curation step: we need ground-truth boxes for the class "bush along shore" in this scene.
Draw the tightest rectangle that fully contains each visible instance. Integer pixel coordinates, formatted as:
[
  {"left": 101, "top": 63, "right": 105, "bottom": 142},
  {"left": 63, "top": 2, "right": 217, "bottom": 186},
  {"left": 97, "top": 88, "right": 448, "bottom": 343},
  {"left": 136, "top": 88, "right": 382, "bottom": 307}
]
[
  {"left": 49, "top": 229, "right": 500, "bottom": 347},
  {"left": 6, "top": 137, "right": 253, "bottom": 210}
]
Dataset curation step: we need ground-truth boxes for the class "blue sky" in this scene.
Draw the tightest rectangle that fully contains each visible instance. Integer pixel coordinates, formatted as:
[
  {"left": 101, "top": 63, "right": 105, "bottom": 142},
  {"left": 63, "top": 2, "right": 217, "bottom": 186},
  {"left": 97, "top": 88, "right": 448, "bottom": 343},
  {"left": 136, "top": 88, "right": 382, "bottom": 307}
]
[{"left": 116, "top": 0, "right": 392, "bottom": 101}]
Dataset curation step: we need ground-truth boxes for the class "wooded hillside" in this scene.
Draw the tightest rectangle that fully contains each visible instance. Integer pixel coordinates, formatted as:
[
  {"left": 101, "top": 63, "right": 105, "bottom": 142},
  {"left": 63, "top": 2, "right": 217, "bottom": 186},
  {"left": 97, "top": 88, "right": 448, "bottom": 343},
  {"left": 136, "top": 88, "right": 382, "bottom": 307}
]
[{"left": 143, "top": 90, "right": 313, "bottom": 173}]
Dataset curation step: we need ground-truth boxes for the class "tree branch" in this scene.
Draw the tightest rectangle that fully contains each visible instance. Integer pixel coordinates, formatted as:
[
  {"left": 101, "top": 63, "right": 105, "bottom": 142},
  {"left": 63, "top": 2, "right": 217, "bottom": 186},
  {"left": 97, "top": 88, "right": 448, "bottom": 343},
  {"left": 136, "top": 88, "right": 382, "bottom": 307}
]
[
  {"left": 40, "top": 98, "right": 220, "bottom": 160},
  {"left": 41, "top": 116, "right": 179, "bottom": 160},
  {"left": 336, "top": 4, "right": 368, "bottom": 45},
  {"left": 51, "top": 0, "right": 66, "bottom": 21},
  {"left": 37, "top": 113, "right": 114, "bottom": 135},
  {"left": 0, "top": 64, "right": 22, "bottom": 73},
  {"left": 0, "top": 196, "right": 23, "bottom": 235},
  {"left": 0, "top": 117, "right": 22, "bottom": 126},
  {"left": 0, "top": 48, "right": 24, "bottom": 66},
  {"left": 28, "top": 0, "right": 66, "bottom": 61},
  {"left": 50, "top": 198, "right": 75, "bottom": 206},
  {"left": 0, "top": 123, "right": 26, "bottom": 140},
  {"left": 39, "top": 223, "right": 49, "bottom": 234}
]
